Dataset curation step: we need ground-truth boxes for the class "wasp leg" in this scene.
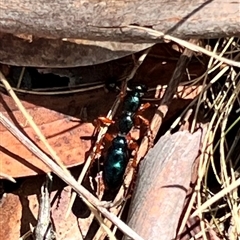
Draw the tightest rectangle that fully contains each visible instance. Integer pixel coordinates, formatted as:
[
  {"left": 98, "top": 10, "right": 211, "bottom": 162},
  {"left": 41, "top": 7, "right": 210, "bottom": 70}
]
[
  {"left": 97, "top": 116, "right": 115, "bottom": 125},
  {"left": 134, "top": 102, "right": 150, "bottom": 129},
  {"left": 135, "top": 114, "right": 150, "bottom": 126},
  {"left": 131, "top": 148, "right": 140, "bottom": 168},
  {"left": 138, "top": 102, "right": 151, "bottom": 112},
  {"left": 104, "top": 132, "right": 115, "bottom": 142},
  {"left": 128, "top": 139, "right": 139, "bottom": 152}
]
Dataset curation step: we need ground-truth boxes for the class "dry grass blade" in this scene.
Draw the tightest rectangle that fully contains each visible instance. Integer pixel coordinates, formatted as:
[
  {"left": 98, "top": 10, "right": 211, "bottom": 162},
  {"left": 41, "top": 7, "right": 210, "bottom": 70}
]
[
  {"left": 185, "top": 42, "right": 239, "bottom": 239},
  {"left": 177, "top": 36, "right": 240, "bottom": 238},
  {"left": 0, "top": 172, "right": 16, "bottom": 183},
  {"left": 0, "top": 82, "right": 105, "bottom": 95},
  {"left": 191, "top": 177, "right": 240, "bottom": 218}
]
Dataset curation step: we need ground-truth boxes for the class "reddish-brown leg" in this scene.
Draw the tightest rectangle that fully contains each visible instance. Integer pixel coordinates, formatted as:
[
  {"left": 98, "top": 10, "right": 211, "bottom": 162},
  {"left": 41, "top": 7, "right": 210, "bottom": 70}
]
[
  {"left": 138, "top": 102, "right": 151, "bottom": 112},
  {"left": 135, "top": 114, "right": 150, "bottom": 126},
  {"left": 97, "top": 116, "right": 115, "bottom": 125}
]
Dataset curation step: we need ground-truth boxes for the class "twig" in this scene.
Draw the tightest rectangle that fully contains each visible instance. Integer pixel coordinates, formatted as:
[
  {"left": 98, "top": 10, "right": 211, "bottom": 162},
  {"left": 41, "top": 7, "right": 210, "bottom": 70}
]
[
  {"left": 16, "top": 67, "right": 25, "bottom": 89},
  {"left": 122, "top": 48, "right": 151, "bottom": 93},
  {"left": 0, "top": 112, "right": 144, "bottom": 240},
  {"left": 150, "top": 39, "right": 198, "bottom": 143}
]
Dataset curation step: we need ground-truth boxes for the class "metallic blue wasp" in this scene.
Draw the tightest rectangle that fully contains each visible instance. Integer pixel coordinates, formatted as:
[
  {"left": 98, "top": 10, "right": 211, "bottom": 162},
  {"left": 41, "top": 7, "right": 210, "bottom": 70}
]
[{"left": 103, "top": 85, "right": 148, "bottom": 190}]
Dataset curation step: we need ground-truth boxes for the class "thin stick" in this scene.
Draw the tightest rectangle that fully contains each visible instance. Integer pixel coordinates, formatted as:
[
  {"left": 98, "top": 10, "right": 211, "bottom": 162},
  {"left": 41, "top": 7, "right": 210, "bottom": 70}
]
[
  {"left": 149, "top": 39, "right": 198, "bottom": 146},
  {"left": 16, "top": 67, "right": 25, "bottom": 89},
  {"left": 122, "top": 49, "right": 151, "bottom": 93},
  {"left": 0, "top": 112, "right": 144, "bottom": 240},
  {"left": 127, "top": 49, "right": 150, "bottom": 82}
]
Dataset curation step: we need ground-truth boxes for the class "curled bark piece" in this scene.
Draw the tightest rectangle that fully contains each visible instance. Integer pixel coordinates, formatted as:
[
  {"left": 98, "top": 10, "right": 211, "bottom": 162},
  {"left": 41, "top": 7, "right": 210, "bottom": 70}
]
[
  {"left": 0, "top": 33, "right": 152, "bottom": 67},
  {"left": 0, "top": 0, "right": 239, "bottom": 67},
  {"left": 0, "top": 0, "right": 239, "bottom": 41}
]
